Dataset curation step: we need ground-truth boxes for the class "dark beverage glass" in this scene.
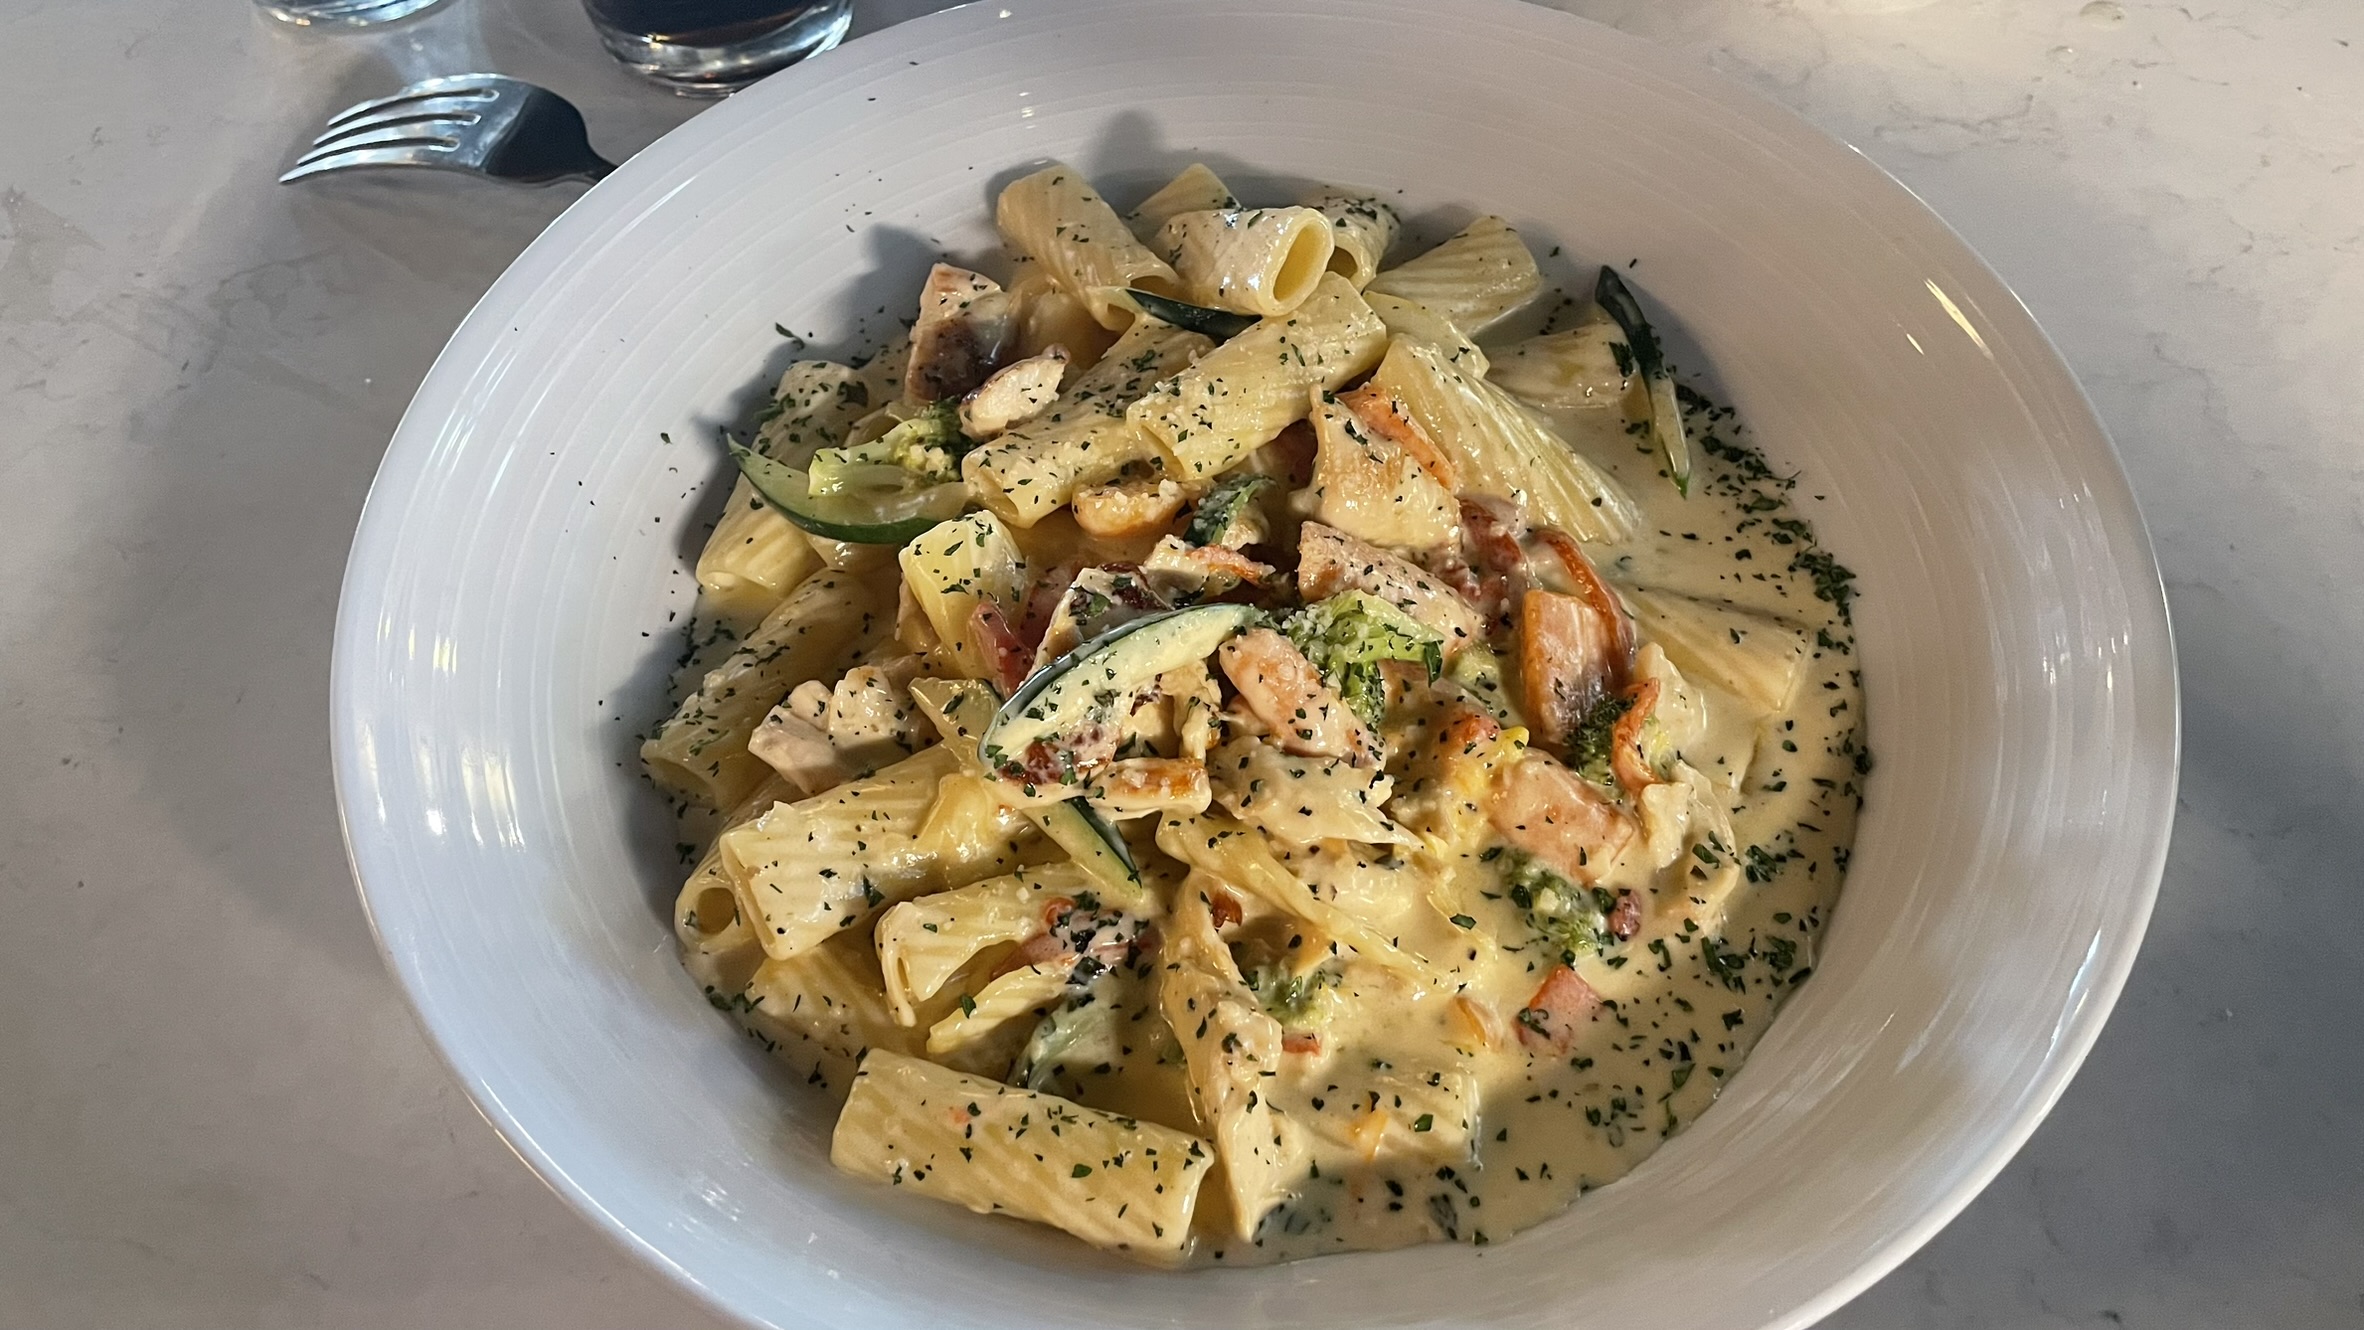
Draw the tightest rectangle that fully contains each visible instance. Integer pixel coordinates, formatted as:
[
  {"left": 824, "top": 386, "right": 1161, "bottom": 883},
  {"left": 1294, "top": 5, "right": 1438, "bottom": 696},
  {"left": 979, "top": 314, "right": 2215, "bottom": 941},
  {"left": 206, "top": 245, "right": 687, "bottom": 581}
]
[{"left": 582, "top": 0, "right": 853, "bottom": 96}]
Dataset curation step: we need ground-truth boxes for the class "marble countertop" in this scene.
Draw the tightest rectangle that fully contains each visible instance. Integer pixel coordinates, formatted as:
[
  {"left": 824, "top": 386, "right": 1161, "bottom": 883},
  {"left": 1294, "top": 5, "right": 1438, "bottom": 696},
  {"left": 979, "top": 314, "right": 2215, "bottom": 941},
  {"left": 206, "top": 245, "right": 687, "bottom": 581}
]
[{"left": 1, "top": 0, "right": 2356, "bottom": 1325}]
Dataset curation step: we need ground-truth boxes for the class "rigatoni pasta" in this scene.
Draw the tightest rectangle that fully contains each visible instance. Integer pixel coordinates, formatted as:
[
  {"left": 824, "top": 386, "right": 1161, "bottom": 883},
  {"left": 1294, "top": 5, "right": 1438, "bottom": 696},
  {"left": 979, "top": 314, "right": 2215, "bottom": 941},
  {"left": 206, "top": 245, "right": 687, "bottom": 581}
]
[
  {"left": 694, "top": 363, "right": 874, "bottom": 625},
  {"left": 962, "top": 318, "right": 1212, "bottom": 526},
  {"left": 721, "top": 745, "right": 1036, "bottom": 961},
  {"left": 897, "top": 510, "right": 1029, "bottom": 679},
  {"left": 1153, "top": 206, "right": 1336, "bottom": 317},
  {"left": 832, "top": 1050, "right": 1213, "bottom": 1260},
  {"left": 1125, "top": 272, "right": 1389, "bottom": 482},
  {"left": 1364, "top": 290, "right": 1490, "bottom": 376},
  {"left": 642, "top": 162, "right": 1865, "bottom": 1268},
  {"left": 997, "top": 162, "right": 1183, "bottom": 330},
  {"left": 1302, "top": 185, "right": 1400, "bottom": 288},
  {"left": 1157, "top": 883, "right": 1308, "bottom": 1239},
  {"left": 1365, "top": 215, "right": 1541, "bottom": 334},
  {"left": 739, "top": 931, "right": 935, "bottom": 1091},
  {"left": 641, "top": 567, "right": 889, "bottom": 807},
  {"left": 695, "top": 478, "right": 822, "bottom": 629},
  {"left": 1485, "top": 318, "right": 1633, "bottom": 409},
  {"left": 1128, "top": 162, "right": 1239, "bottom": 239},
  {"left": 875, "top": 864, "right": 1096, "bottom": 1024},
  {"left": 1368, "top": 335, "right": 1642, "bottom": 545}
]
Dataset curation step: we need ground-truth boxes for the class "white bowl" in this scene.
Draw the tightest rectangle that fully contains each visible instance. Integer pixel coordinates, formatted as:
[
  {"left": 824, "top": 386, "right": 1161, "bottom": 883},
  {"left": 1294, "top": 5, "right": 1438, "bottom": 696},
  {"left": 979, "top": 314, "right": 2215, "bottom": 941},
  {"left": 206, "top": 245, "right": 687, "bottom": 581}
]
[{"left": 332, "top": 1, "right": 2179, "bottom": 1326}]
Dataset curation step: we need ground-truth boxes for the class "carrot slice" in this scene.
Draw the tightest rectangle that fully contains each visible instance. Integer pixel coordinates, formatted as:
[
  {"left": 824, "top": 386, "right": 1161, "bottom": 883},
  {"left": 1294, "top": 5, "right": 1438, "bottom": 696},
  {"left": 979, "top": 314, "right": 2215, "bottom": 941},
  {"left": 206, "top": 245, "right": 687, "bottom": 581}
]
[
  {"left": 1516, "top": 965, "right": 1602, "bottom": 1053},
  {"left": 1609, "top": 678, "right": 1663, "bottom": 793}
]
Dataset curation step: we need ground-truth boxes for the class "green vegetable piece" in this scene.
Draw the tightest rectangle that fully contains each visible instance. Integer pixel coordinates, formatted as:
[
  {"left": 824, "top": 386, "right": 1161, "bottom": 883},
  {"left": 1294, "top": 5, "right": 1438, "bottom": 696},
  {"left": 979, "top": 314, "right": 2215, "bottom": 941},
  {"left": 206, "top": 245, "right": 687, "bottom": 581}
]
[
  {"left": 1247, "top": 961, "right": 1342, "bottom": 1026},
  {"left": 809, "top": 399, "right": 969, "bottom": 492},
  {"left": 1594, "top": 266, "right": 1691, "bottom": 496},
  {"left": 1037, "top": 797, "right": 1140, "bottom": 891},
  {"left": 804, "top": 454, "right": 921, "bottom": 498},
  {"left": 981, "top": 603, "right": 1260, "bottom": 780},
  {"left": 1279, "top": 591, "right": 1445, "bottom": 728},
  {"left": 1015, "top": 997, "right": 1124, "bottom": 1092},
  {"left": 1444, "top": 645, "right": 1512, "bottom": 723},
  {"left": 731, "top": 443, "right": 968, "bottom": 544},
  {"left": 878, "top": 399, "right": 970, "bottom": 481},
  {"left": 925, "top": 681, "right": 1151, "bottom": 903},
  {"left": 1500, "top": 849, "right": 1615, "bottom": 964},
  {"left": 1566, "top": 690, "right": 1637, "bottom": 786},
  {"left": 1120, "top": 288, "right": 1259, "bottom": 340},
  {"left": 1567, "top": 687, "right": 1672, "bottom": 787},
  {"left": 1183, "top": 473, "right": 1275, "bottom": 547}
]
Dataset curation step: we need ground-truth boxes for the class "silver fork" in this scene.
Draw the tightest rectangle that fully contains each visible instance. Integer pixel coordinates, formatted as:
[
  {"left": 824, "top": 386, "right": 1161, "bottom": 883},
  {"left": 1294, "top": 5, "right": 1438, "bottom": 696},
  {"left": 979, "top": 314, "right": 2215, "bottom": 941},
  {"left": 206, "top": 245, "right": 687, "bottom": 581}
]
[{"left": 279, "top": 74, "right": 618, "bottom": 186}]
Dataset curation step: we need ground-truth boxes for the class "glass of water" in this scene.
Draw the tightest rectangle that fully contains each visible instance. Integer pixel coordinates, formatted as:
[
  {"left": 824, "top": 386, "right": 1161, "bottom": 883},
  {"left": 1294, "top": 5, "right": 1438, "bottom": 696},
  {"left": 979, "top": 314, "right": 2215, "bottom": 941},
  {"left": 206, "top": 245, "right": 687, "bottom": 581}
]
[
  {"left": 583, "top": 0, "right": 854, "bottom": 96},
  {"left": 256, "top": 0, "right": 451, "bottom": 26}
]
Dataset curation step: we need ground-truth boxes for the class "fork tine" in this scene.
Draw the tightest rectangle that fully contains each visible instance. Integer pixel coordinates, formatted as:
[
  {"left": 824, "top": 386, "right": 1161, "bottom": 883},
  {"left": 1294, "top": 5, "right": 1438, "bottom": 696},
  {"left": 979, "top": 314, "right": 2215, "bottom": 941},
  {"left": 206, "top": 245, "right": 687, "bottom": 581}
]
[
  {"left": 291, "top": 126, "right": 461, "bottom": 168},
  {"left": 309, "top": 110, "right": 478, "bottom": 153},
  {"left": 278, "top": 142, "right": 458, "bottom": 184},
  {"left": 322, "top": 77, "right": 501, "bottom": 130}
]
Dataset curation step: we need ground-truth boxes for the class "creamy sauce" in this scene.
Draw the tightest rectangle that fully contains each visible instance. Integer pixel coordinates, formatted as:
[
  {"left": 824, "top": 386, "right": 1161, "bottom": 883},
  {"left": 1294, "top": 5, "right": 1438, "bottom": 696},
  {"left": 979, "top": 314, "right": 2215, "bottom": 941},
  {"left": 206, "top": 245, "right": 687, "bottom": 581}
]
[
  {"left": 674, "top": 377, "right": 1863, "bottom": 1264},
  {"left": 1207, "top": 401, "right": 1865, "bottom": 1260}
]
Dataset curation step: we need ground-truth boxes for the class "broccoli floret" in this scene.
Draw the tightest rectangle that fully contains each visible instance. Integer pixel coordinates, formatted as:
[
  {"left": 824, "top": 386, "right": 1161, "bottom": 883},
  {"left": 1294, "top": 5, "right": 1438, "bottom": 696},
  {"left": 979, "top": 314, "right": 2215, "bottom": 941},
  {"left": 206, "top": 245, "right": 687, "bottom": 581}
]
[
  {"left": 805, "top": 400, "right": 972, "bottom": 496},
  {"left": 880, "top": 399, "right": 971, "bottom": 481},
  {"left": 1567, "top": 687, "right": 1674, "bottom": 787},
  {"left": 1279, "top": 591, "right": 1444, "bottom": 727},
  {"left": 1567, "top": 691, "right": 1636, "bottom": 785},
  {"left": 1244, "top": 960, "right": 1342, "bottom": 1026},
  {"left": 1184, "top": 473, "right": 1274, "bottom": 547},
  {"left": 1500, "top": 849, "right": 1618, "bottom": 965}
]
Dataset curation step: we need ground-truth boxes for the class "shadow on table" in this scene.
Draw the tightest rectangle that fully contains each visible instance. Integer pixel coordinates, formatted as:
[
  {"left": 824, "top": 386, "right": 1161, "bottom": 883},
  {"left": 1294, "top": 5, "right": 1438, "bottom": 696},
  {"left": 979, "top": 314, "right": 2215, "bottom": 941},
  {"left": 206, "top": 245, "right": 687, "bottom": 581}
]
[{"left": 104, "top": 0, "right": 708, "bottom": 980}]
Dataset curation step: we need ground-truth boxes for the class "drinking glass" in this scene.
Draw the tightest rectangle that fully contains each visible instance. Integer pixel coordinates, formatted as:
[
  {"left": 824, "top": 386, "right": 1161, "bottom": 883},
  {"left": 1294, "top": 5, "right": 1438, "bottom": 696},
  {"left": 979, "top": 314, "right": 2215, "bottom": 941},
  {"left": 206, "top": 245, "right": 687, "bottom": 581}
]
[
  {"left": 583, "top": 0, "right": 854, "bottom": 96},
  {"left": 256, "top": 0, "right": 452, "bottom": 25}
]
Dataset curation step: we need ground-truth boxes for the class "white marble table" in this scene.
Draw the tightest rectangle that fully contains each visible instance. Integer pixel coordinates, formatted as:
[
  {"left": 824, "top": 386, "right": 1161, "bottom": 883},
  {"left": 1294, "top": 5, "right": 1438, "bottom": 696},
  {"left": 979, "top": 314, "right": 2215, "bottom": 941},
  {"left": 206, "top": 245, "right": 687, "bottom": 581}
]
[{"left": 1, "top": 0, "right": 2356, "bottom": 1324}]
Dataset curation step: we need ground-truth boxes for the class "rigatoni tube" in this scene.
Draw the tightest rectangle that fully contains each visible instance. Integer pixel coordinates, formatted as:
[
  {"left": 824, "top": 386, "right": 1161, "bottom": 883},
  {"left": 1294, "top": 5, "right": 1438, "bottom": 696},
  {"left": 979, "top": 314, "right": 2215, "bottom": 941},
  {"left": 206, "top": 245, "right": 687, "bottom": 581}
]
[
  {"left": 830, "top": 1050, "right": 1212, "bottom": 1261},
  {"left": 1125, "top": 273, "right": 1388, "bottom": 485}
]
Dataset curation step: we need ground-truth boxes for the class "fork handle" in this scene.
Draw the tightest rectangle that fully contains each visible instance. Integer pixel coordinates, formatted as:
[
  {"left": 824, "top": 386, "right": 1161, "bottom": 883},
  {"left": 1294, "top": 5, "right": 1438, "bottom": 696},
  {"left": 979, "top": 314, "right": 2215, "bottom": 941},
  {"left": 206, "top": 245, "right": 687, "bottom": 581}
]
[{"left": 517, "top": 155, "right": 617, "bottom": 186}]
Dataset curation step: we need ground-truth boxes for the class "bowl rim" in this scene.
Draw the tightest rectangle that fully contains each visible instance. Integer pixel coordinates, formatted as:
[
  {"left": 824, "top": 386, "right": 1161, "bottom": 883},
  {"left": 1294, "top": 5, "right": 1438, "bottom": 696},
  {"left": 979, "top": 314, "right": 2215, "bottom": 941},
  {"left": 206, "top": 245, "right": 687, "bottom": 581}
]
[{"left": 331, "top": 1, "right": 2179, "bottom": 1325}]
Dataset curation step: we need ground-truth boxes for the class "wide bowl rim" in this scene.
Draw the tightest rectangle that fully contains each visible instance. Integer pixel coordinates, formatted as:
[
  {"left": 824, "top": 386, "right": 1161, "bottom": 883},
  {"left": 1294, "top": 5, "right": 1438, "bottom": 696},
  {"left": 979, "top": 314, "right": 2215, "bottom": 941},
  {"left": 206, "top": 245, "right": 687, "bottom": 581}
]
[{"left": 330, "top": 2, "right": 2178, "bottom": 1326}]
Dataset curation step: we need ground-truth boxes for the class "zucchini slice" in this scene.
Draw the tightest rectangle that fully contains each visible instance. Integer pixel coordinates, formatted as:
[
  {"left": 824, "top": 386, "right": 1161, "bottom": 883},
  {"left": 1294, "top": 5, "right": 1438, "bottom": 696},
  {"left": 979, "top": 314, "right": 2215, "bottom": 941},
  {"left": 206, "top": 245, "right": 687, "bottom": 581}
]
[
  {"left": 982, "top": 604, "right": 1260, "bottom": 779},
  {"left": 1117, "top": 288, "right": 1258, "bottom": 340},
  {"left": 732, "top": 443, "right": 968, "bottom": 545},
  {"left": 1593, "top": 267, "right": 1691, "bottom": 496},
  {"left": 1035, "top": 798, "right": 1141, "bottom": 897},
  {"left": 913, "top": 678, "right": 1148, "bottom": 901}
]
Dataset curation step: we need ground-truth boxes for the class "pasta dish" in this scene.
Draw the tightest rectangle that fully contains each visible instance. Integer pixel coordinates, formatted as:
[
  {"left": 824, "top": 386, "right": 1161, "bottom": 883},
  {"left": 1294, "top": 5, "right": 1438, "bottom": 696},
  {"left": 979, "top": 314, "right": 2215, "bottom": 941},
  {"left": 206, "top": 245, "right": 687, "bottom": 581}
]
[{"left": 641, "top": 162, "right": 1866, "bottom": 1264}]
